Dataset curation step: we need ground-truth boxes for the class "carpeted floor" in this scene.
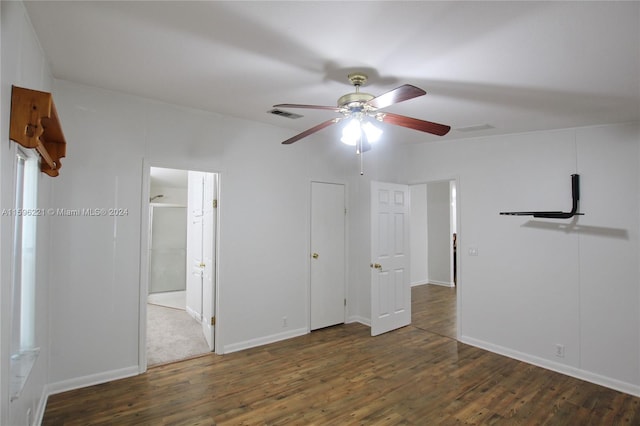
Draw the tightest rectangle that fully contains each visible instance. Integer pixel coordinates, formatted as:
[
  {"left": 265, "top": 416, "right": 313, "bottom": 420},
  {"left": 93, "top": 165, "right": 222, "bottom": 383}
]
[{"left": 146, "top": 304, "right": 211, "bottom": 366}]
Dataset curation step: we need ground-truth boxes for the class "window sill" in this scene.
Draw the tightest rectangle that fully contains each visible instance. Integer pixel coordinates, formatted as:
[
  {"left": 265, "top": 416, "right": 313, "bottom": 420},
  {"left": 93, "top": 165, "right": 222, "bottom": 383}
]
[{"left": 10, "top": 348, "right": 40, "bottom": 402}]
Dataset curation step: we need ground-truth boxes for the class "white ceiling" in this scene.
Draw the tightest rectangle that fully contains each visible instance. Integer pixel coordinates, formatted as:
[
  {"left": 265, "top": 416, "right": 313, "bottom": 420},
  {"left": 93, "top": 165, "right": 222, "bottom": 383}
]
[{"left": 24, "top": 1, "right": 640, "bottom": 145}]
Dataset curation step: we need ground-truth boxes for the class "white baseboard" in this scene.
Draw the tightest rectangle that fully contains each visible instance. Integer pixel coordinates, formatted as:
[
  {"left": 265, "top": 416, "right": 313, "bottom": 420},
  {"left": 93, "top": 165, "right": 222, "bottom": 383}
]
[
  {"left": 186, "top": 306, "right": 202, "bottom": 322},
  {"left": 428, "top": 280, "right": 455, "bottom": 287},
  {"left": 460, "top": 335, "right": 640, "bottom": 398},
  {"left": 46, "top": 365, "right": 139, "bottom": 397},
  {"left": 223, "top": 327, "right": 308, "bottom": 354},
  {"left": 347, "top": 315, "right": 370, "bottom": 327}
]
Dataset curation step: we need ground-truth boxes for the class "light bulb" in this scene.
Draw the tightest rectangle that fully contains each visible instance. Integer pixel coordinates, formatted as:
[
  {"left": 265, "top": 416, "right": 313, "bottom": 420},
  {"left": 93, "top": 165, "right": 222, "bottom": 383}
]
[
  {"left": 341, "top": 119, "right": 361, "bottom": 146},
  {"left": 362, "top": 121, "right": 382, "bottom": 143}
]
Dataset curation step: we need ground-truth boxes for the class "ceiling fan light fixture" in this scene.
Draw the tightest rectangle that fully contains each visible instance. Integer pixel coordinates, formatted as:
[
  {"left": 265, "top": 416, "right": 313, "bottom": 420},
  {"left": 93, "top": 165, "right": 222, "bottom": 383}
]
[
  {"left": 276, "top": 72, "right": 450, "bottom": 149},
  {"left": 341, "top": 118, "right": 383, "bottom": 146}
]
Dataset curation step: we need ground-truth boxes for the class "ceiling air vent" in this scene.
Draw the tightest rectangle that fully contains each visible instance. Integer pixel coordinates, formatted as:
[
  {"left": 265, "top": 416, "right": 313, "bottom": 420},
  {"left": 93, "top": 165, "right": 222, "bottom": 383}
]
[{"left": 268, "top": 109, "right": 303, "bottom": 119}]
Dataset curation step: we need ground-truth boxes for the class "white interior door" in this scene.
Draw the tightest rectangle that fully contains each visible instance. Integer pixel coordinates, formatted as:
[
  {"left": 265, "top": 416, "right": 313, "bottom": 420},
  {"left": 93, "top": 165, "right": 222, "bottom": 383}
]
[
  {"left": 371, "top": 181, "right": 411, "bottom": 336},
  {"left": 310, "top": 182, "right": 346, "bottom": 330},
  {"left": 201, "top": 173, "right": 217, "bottom": 351},
  {"left": 186, "top": 172, "right": 204, "bottom": 321}
]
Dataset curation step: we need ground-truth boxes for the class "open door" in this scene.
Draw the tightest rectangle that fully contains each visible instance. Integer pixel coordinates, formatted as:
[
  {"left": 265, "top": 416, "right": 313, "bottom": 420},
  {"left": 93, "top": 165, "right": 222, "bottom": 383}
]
[
  {"left": 186, "top": 173, "right": 204, "bottom": 321},
  {"left": 201, "top": 173, "right": 217, "bottom": 351},
  {"left": 371, "top": 181, "right": 411, "bottom": 336},
  {"left": 186, "top": 171, "right": 217, "bottom": 352}
]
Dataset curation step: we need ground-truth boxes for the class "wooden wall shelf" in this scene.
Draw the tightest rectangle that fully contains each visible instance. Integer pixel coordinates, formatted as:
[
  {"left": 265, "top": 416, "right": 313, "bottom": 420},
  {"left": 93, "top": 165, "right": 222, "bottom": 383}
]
[{"left": 10, "top": 85, "right": 67, "bottom": 177}]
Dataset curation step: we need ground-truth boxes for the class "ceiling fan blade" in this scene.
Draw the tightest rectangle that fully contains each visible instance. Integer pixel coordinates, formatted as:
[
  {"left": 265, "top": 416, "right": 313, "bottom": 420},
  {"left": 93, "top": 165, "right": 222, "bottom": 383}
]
[
  {"left": 281, "top": 118, "right": 340, "bottom": 144},
  {"left": 274, "top": 103, "right": 341, "bottom": 112},
  {"left": 366, "top": 84, "right": 426, "bottom": 110},
  {"left": 382, "top": 112, "right": 451, "bottom": 136}
]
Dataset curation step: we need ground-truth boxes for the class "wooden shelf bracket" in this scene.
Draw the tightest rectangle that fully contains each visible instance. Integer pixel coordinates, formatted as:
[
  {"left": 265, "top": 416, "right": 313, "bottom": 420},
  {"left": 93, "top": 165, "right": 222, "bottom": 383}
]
[{"left": 9, "top": 85, "right": 67, "bottom": 177}]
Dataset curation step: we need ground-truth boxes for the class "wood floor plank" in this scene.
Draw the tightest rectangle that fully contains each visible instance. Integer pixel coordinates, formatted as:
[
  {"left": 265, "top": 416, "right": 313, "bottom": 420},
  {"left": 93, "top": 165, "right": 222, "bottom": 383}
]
[{"left": 43, "top": 285, "right": 640, "bottom": 425}]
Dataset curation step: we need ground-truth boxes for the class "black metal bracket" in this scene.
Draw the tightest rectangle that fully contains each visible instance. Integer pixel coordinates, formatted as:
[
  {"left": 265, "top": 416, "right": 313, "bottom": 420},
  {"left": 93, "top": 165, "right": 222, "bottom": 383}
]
[{"left": 500, "top": 174, "right": 584, "bottom": 219}]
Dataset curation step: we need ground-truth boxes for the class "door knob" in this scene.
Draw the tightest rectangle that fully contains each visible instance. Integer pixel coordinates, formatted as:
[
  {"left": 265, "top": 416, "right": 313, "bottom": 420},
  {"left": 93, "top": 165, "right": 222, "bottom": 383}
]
[
  {"left": 199, "top": 262, "right": 206, "bottom": 268},
  {"left": 312, "top": 253, "right": 319, "bottom": 259},
  {"left": 370, "top": 263, "right": 382, "bottom": 269}
]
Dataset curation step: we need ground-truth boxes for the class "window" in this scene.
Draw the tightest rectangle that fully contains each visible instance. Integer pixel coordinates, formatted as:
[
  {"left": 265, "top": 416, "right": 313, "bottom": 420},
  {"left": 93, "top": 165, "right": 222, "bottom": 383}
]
[{"left": 10, "top": 148, "right": 39, "bottom": 401}]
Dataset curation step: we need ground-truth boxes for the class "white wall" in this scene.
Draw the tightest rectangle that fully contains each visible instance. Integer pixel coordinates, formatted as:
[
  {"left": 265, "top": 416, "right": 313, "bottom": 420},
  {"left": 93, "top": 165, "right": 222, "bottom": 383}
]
[
  {"left": 404, "top": 122, "right": 640, "bottom": 395},
  {"left": 1, "top": 2, "right": 54, "bottom": 424},
  {"left": 427, "top": 181, "right": 453, "bottom": 286},
  {"left": 46, "top": 78, "right": 358, "bottom": 389},
  {"left": 409, "top": 184, "right": 428, "bottom": 286}
]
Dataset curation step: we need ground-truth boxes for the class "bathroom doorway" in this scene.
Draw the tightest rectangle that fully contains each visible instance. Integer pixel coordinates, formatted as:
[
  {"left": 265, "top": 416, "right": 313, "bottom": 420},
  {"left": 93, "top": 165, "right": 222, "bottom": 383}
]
[{"left": 142, "top": 166, "right": 219, "bottom": 367}]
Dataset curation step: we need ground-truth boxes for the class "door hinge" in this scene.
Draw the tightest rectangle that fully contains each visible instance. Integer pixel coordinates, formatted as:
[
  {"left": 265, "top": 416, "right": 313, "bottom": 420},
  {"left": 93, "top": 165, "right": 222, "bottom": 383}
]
[
  {"left": 344, "top": 207, "right": 347, "bottom": 215},
  {"left": 344, "top": 298, "right": 347, "bottom": 307},
  {"left": 211, "top": 316, "right": 216, "bottom": 326},
  {"left": 212, "top": 199, "right": 218, "bottom": 208}
]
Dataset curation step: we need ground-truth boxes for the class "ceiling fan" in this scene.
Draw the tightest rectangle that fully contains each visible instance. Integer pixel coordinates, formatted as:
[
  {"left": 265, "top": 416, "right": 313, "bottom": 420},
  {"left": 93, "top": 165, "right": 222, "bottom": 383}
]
[{"left": 274, "top": 73, "right": 451, "bottom": 154}]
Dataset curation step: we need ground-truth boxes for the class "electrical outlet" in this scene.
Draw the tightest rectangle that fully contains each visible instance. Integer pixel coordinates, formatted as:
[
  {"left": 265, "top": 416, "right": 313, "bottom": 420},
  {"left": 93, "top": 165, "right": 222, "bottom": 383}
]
[
  {"left": 555, "top": 344, "right": 565, "bottom": 358},
  {"left": 468, "top": 247, "right": 479, "bottom": 256},
  {"left": 282, "top": 316, "right": 287, "bottom": 328}
]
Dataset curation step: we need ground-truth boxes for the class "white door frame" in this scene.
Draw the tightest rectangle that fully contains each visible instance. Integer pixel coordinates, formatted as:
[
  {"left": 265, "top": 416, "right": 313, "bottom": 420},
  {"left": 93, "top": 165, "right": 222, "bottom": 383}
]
[{"left": 139, "top": 161, "right": 223, "bottom": 373}]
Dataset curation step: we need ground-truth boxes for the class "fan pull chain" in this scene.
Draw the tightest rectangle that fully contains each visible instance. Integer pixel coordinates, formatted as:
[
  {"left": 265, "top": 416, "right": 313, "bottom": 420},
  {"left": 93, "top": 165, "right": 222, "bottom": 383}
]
[{"left": 356, "top": 134, "right": 364, "bottom": 175}]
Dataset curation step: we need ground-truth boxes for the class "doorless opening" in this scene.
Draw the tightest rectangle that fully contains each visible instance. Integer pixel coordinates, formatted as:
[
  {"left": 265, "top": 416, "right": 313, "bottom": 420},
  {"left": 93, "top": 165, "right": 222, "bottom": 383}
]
[{"left": 409, "top": 179, "right": 460, "bottom": 340}]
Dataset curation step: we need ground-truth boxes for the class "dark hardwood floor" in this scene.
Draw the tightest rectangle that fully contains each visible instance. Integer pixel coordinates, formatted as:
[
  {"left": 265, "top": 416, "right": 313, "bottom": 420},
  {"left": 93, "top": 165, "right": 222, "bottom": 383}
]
[
  {"left": 412, "top": 283, "right": 457, "bottom": 339},
  {"left": 43, "top": 284, "right": 640, "bottom": 425}
]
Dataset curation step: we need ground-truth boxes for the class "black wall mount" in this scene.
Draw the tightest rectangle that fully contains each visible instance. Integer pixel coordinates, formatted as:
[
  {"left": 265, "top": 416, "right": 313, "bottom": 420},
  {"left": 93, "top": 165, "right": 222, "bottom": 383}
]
[{"left": 500, "top": 174, "right": 584, "bottom": 219}]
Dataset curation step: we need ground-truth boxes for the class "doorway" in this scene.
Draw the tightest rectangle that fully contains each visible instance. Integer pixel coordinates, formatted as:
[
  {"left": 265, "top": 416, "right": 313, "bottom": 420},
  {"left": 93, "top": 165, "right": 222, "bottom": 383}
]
[
  {"left": 410, "top": 180, "right": 457, "bottom": 287},
  {"left": 141, "top": 166, "right": 219, "bottom": 369},
  {"left": 409, "top": 179, "right": 459, "bottom": 338}
]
